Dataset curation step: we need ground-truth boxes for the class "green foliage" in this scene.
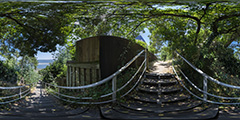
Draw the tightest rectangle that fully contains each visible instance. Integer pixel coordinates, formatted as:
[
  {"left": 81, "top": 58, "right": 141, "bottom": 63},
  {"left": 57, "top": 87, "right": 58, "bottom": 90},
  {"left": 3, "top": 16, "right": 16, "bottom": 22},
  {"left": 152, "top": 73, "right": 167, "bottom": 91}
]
[
  {"left": 0, "top": 60, "right": 18, "bottom": 84},
  {"left": 0, "top": 2, "right": 74, "bottom": 57},
  {"left": 0, "top": 56, "right": 40, "bottom": 85},
  {"left": 135, "top": 40, "right": 147, "bottom": 48},
  {"left": 17, "top": 56, "right": 40, "bottom": 84},
  {"left": 159, "top": 46, "right": 171, "bottom": 61},
  {"left": 39, "top": 47, "right": 71, "bottom": 83}
]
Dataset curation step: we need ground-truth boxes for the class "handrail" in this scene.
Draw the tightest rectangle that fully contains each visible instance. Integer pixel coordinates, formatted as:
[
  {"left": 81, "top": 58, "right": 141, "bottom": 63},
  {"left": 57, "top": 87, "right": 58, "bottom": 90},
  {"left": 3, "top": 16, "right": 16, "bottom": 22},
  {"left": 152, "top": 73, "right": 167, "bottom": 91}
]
[
  {"left": 47, "top": 59, "right": 146, "bottom": 100},
  {"left": 0, "top": 83, "right": 32, "bottom": 89},
  {"left": 173, "top": 66, "right": 240, "bottom": 105},
  {"left": 0, "top": 90, "right": 31, "bottom": 105},
  {"left": 46, "top": 63, "right": 146, "bottom": 104},
  {"left": 0, "top": 89, "right": 30, "bottom": 99},
  {"left": 43, "top": 49, "right": 147, "bottom": 104},
  {"left": 175, "top": 51, "right": 240, "bottom": 89},
  {"left": 0, "top": 82, "right": 37, "bottom": 104},
  {"left": 178, "top": 68, "right": 240, "bottom": 100},
  {"left": 44, "top": 50, "right": 145, "bottom": 90},
  {"left": 173, "top": 51, "right": 240, "bottom": 105}
]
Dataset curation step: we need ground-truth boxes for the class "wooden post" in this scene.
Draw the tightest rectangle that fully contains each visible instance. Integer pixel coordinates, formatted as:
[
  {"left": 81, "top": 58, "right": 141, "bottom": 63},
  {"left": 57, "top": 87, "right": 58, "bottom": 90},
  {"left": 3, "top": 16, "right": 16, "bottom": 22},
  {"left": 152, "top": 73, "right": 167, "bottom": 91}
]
[
  {"left": 19, "top": 87, "right": 22, "bottom": 99},
  {"left": 112, "top": 76, "right": 117, "bottom": 102},
  {"left": 76, "top": 67, "right": 79, "bottom": 86},
  {"left": 80, "top": 68, "right": 85, "bottom": 85},
  {"left": 73, "top": 67, "right": 75, "bottom": 87},
  {"left": 80, "top": 68, "right": 85, "bottom": 92},
  {"left": 92, "top": 69, "right": 97, "bottom": 83},
  {"left": 70, "top": 66, "right": 72, "bottom": 87},
  {"left": 86, "top": 68, "right": 90, "bottom": 85},
  {"left": 67, "top": 65, "right": 69, "bottom": 87},
  {"left": 58, "top": 87, "right": 60, "bottom": 97},
  {"left": 203, "top": 75, "right": 208, "bottom": 101}
]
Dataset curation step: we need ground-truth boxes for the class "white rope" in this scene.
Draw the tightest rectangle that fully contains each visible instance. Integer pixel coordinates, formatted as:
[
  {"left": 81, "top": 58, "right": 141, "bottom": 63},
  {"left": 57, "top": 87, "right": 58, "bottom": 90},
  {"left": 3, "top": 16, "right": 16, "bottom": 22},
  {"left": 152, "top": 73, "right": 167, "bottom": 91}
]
[
  {"left": 175, "top": 51, "right": 240, "bottom": 89},
  {"left": 44, "top": 50, "right": 147, "bottom": 104}
]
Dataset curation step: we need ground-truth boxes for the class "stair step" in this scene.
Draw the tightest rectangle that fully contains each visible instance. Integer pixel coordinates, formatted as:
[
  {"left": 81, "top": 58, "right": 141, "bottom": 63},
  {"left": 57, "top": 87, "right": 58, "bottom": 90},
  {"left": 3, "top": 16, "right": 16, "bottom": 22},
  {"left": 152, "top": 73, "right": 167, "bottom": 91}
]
[
  {"left": 121, "top": 99, "right": 202, "bottom": 113},
  {"left": 145, "top": 73, "right": 175, "bottom": 79},
  {"left": 130, "top": 92, "right": 190, "bottom": 103},
  {"left": 10, "top": 104, "right": 67, "bottom": 113},
  {"left": 66, "top": 107, "right": 102, "bottom": 119},
  {"left": 142, "top": 78, "right": 177, "bottom": 86},
  {"left": 101, "top": 104, "right": 218, "bottom": 119},
  {"left": 138, "top": 84, "right": 182, "bottom": 93},
  {"left": 1, "top": 106, "right": 89, "bottom": 117}
]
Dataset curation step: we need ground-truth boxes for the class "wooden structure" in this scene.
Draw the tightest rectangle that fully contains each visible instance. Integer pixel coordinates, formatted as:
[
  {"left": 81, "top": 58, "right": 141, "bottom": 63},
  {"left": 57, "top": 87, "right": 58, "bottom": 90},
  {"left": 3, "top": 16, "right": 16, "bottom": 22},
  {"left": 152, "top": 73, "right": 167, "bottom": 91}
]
[{"left": 66, "top": 36, "right": 156, "bottom": 86}]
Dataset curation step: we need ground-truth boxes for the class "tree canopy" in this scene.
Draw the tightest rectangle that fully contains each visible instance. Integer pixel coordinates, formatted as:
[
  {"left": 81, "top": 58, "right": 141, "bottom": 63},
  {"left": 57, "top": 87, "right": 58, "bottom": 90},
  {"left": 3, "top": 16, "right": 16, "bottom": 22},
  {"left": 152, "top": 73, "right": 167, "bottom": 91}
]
[
  {"left": 0, "top": 2, "right": 74, "bottom": 57},
  {"left": 1, "top": 1, "right": 240, "bottom": 63}
]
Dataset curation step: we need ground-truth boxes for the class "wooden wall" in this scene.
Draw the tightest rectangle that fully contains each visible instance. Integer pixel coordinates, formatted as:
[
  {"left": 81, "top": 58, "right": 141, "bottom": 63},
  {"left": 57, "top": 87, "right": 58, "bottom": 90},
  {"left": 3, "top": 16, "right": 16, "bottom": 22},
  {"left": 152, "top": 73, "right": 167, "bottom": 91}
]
[
  {"left": 75, "top": 36, "right": 100, "bottom": 63},
  {"left": 73, "top": 36, "right": 157, "bottom": 83},
  {"left": 99, "top": 36, "right": 152, "bottom": 79}
]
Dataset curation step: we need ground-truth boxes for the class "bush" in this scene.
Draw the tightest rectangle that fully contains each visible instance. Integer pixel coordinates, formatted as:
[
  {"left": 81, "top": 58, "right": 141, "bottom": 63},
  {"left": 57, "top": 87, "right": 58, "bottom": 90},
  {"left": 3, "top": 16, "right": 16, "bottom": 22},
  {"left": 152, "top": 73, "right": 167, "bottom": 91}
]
[
  {"left": 0, "top": 56, "right": 40, "bottom": 86},
  {"left": 0, "top": 61, "right": 18, "bottom": 84}
]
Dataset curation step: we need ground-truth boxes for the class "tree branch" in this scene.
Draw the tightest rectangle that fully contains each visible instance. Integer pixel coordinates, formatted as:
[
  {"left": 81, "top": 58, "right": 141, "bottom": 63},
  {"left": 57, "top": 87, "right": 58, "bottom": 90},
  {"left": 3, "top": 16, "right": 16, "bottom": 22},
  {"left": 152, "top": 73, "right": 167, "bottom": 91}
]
[
  {"left": 153, "top": 13, "right": 201, "bottom": 45},
  {"left": 127, "top": 18, "right": 151, "bottom": 36},
  {"left": 206, "top": 14, "right": 240, "bottom": 47},
  {"left": 200, "top": 3, "right": 211, "bottom": 20},
  {"left": 224, "top": 30, "right": 240, "bottom": 48},
  {"left": 5, "top": 15, "right": 31, "bottom": 33}
]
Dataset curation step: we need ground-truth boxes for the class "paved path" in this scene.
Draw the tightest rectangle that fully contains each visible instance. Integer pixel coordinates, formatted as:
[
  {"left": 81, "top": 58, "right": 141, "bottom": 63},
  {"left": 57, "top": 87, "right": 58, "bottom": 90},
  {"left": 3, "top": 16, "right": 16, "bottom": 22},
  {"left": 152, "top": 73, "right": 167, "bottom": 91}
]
[{"left": 0, "top": 82, "right": 99, "bottom": 119}]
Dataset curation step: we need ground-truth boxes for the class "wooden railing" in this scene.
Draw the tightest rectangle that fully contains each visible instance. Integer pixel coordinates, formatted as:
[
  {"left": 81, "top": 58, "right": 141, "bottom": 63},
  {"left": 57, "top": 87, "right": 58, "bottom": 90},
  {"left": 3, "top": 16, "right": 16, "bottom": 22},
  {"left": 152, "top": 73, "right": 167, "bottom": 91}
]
[{"left": 66, "top": 61, "right": 100, "bottom": 86}]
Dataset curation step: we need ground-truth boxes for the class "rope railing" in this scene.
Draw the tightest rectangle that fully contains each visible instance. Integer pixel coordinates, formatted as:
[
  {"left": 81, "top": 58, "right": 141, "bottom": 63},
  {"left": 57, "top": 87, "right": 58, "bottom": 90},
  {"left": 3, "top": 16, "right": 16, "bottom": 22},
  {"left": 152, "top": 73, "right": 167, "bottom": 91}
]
[
  {"left": 43, "top": 49, "right": 147, "bottom": 104},
  {"left": 0, "top": 83, "right": 36, "bottom": 104},
  {"left": 173, "top": 51, "right": 240, "bottom": 105}
]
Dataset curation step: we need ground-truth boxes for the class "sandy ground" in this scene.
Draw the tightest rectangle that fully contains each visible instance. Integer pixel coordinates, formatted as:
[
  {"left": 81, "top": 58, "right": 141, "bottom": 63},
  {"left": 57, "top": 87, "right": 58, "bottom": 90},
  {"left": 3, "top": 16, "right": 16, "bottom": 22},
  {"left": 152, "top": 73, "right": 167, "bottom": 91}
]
[{"left": 148, "top": 60, "right": 173, "bottom": 74}]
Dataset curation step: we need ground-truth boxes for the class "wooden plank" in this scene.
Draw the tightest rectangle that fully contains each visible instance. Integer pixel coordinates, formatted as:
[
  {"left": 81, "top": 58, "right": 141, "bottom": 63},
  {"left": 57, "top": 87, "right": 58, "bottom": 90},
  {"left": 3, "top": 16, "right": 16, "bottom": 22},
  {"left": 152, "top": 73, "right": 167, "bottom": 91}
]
[
  {"left": 76, "top": 37, "right": 100, "bottom": 63},
  {"left": 80, "top": 68, "right": 85, "bottom": 86},
  {"left": 92, "top": 69, "right": 97, "bottom": 83},
  {"left": 67, "top": 66, "right": 69, "bottom": 86},
  {"left": 76, "top": 67, "right": 79, "bottom": 86},
  {"left": 73, "top": 67, "right": 75, "bottom": 87},
  {"left": 85, "top": 68, "right": 90, "bottom": 85},
  {"left": 69, "top": 66, "right": 72, "bottom": 87},
  {"left": 97, "top": 69, "right": 100, "bottom": 81},
  {"left": 67, "top": 63, "right": 99, "bottom": 69}
]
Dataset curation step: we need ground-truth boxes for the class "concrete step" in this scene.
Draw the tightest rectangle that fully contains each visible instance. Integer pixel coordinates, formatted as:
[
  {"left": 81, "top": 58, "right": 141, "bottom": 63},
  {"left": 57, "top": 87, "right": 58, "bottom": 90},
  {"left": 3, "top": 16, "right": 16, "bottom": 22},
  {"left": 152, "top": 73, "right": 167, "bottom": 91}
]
[
  {"left": 100, "top": 104, "right": 218, "bottom": 119},
  {"left": 145, "top": 73, "right": 175, "bottom": 79},
  {"left": 120, "top": 99, "right": 202, "bottom": 113},
  {"left": 138, "top": 84, "right": 182, "bottom": 93},
  {"left": 142, "top": 78, "right": 178, "bottom": 86},
  {"left": 129, "top": 91, "right": 190, "bottom": 103}
]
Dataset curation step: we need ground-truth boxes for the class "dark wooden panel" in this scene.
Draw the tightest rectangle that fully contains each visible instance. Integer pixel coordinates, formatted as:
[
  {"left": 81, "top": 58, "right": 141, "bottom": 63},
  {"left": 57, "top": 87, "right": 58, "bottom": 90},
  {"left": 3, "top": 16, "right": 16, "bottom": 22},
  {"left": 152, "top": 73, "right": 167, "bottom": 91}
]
[
  {"left": 76, "top": 36, "right": 100, "bottom": 63},
  {"left": 99, "top": 36, "right": 151, "bottom": 79},
  {"left": 70, "top": 35, "right": 157, "bottom": 85}
]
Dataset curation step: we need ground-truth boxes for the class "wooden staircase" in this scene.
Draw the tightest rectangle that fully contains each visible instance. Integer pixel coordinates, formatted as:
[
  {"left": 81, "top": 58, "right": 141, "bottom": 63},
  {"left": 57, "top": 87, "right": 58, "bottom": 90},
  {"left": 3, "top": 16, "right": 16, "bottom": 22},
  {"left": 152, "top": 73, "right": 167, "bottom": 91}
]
[{"left": 100, "top": 73, "right": 219, "bottom": 119}]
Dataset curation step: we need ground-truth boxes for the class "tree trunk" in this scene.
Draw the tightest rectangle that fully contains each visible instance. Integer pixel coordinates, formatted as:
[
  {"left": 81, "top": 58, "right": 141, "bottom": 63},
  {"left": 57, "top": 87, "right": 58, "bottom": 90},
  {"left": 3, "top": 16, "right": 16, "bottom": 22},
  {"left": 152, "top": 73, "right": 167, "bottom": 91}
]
[{"left": 204, "top": 32, "right": 218, "bottom": 48}]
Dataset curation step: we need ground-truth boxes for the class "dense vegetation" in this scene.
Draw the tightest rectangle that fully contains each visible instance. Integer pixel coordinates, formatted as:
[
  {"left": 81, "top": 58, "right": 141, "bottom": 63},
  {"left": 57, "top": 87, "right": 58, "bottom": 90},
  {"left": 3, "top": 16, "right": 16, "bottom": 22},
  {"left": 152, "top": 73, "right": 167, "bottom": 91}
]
[{"left": 0, "top": 56, "right": 39, "bottom": 86}]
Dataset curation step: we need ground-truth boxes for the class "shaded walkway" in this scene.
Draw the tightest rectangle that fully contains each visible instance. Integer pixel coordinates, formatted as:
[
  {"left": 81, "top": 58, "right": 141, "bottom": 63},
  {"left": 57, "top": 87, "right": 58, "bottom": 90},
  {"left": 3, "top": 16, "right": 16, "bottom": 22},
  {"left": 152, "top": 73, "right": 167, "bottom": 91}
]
[{"left": 0, "top": 82, "right": 100, "bottom": 119}]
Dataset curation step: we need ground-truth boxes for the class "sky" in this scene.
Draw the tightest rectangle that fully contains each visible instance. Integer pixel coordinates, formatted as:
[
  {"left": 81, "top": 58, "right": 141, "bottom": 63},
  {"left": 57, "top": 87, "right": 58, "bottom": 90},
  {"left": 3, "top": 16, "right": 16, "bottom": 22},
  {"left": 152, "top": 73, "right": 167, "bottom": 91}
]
[{"left": 35, "top": 28, "right": 151, "bottom": 60}]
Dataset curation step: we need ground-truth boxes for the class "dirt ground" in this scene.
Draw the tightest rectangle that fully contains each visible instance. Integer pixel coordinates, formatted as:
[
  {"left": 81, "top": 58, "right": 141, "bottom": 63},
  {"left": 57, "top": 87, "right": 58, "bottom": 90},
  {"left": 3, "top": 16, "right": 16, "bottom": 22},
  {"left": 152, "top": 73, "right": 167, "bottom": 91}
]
[{"left": 148, "top": 60, "right": 173, "bottom": 74}]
